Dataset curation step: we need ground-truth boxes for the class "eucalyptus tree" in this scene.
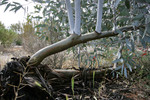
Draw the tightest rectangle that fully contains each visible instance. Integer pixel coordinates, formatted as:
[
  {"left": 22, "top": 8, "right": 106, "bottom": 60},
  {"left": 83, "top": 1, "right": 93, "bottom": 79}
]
[{"left": 1, "top": 0, "right": 150, "bottom": 77}]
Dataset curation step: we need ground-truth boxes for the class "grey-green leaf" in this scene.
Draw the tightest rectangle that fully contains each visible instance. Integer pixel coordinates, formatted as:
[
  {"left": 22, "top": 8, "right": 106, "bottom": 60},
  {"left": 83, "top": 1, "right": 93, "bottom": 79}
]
[
  {"left": 115, "top": 65, "right": 122, "bottom": 71},
  {"left": 126, "top": 63, "right": 132, "bottom": 72},
  {"left": 124, "top": 67, "right": 127, "bottom": 78},
  {"left": 125, "top": 0, "right": 130, "bottom": 9},
  {"left": 121, "top": 64, "right": 124, "bottom": 75},
  {"left": 143, "top": 36, "right": 150, "bottom": 43},
  {"left": 112, "top": 59, "right": 121, "bottom": 63},
  {"left": 116, "top": 29, "right": 123, "bottom": 35},
  {"left": 4, "top": 3, "right": 10, "bottom": 12}
]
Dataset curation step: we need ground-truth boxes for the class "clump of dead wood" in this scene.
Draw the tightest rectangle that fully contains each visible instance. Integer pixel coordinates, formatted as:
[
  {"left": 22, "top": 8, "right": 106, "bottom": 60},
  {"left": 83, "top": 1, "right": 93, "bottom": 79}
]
[
  {"left": 0, "top": 56, "right": 112, "bottom": 100},
  {"left": 1, "top": 56, "right": 149, "bottom": 100}
]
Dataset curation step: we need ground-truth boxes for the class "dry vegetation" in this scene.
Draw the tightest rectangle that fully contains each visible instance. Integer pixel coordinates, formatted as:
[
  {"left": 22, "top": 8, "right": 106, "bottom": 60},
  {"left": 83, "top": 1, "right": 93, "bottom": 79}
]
[
  {"left": 0, "top": 44, "right": 150, "bottom": 100},
  {"left": 0, "top": 46, "right": 29, "bottom": 70}
]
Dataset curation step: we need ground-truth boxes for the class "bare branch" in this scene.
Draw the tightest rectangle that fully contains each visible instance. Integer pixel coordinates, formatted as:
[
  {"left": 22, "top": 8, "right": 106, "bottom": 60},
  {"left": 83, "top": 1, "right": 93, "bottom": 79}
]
[
  {"left": 65, "top": 0, "right": 74, "bottom": 34},
  {"left": 27, "top": 25, "right": 144, "bottom": 66},
  {"left": 74, "top": 0, "right": 81, "bottom": 35},
  {"left": 95, "top": 0, "right": 104, "bottom": 33}
]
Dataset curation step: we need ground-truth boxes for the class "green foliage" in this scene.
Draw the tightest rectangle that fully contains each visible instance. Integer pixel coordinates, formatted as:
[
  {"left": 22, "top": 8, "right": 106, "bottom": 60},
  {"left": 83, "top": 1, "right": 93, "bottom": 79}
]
[
  {"left": 130, "top": 52, "right": 150, "bottom": 82},
  {"left": 65, "top": 94, "right": 69, "bottom": 100},
  {"left": 0, "top": 22, "right": 17, "bottom": 46},
  {"left": 10, "top": 23, "right": 23, "bottom": 45},
  {"left": 71, "top": 77, "right": 74, "bottom": 97},
  {"left": 0, "top": 0, "right": 23, "bottom": 13},
  {"left": 15, "top": 38, "right": 22, "bottom": 45},
  {"left": 1, "top": 0, "right": 150, "bottom": 77},
  {"left": 93, "top": 71, "right": 95, "bottom": 88}
]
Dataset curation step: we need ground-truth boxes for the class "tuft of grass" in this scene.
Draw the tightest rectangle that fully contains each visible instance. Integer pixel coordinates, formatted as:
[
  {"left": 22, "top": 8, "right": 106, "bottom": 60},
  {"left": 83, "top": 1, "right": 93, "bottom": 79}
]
[
  {"left": 93, "top": 71, "right": 95, "bottom": 88},
  {"left": 71, "top": 77, "right": 74, "bottom": 97}
]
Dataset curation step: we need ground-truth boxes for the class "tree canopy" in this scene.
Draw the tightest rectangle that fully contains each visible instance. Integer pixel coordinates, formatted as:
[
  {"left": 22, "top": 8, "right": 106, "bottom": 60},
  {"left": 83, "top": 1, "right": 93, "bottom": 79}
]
[{"left": 0, "top": 21, "right": 17, "bottom": 46}]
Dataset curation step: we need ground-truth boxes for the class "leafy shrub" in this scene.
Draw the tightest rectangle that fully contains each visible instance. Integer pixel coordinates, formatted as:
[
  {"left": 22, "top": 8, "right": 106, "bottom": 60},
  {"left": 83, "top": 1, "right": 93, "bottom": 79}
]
[{"left": 0, "top": 22, "right": 17, "bottom": 47}]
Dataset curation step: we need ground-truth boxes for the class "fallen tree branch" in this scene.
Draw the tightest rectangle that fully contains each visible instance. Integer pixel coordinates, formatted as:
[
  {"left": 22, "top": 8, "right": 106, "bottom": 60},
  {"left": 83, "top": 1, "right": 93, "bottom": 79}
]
[
  {"left": 27, "top": 25, "right": 144, "bottom": 66},
  {"left": 54, "top": 68, "right": 112, "bottom": 80}
]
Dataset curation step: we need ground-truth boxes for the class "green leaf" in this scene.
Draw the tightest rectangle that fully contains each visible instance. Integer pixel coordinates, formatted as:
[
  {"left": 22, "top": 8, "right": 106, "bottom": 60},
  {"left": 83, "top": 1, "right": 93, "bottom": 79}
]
[
  {"left": 35, "top": 24, "right": 46, "bottom": 28},
  {"left": 125, "top": 39, "right": 132, "bottom": 51},
  {"left": 131, "top": 40, "right": 135, "bottom": 52},
  {"left": 65, "top": 94, "right": 69, "bottom": 100},
  {"left": 133, "top": 14, "right": 144, "bottom": 20},
  {"left": 71, "top": 77, "right": 74, "bottom": 96},
  {"left": 146, "top": 23, "right": 150, "bottom": 34},
  {"left": 14, "top": 5, "right": 22, "bottom": 13},
  {"left": 121, "top": 64, "right": 124, "bottom": 75},
  {"left": 33, "top": 16, "right": 43, "bottom": 19},
  {"left": 135, "top": 0, "right": 148, "bottom": 3},
  {"left": 116, "top": 29, "right": 123, "bottom": 35},
  {"left": 112, "top": 59, "right": 121, "bottom": 63},
  {"left": 97, "top": 48, "right": 104, "bottom": 51},
  {"left": 12, "top": 1, "right": 21, "bottom": 5},
  {"left": 34, "top": 81, "right": 42, "bottom": 87},
  {"left": 9, "top": 7, "right": 16, "bottom": 12},
  {"left": 117, "top": 52, "right": 121, "bottom": 59},
  {"left": 114, "top": 0, "right": 121, "bottom": 8},
  {"left": 125, "top": 0, "right": 130, "bottom": 9},
  {"left": 4, "top": 3, "right": 10, "bottom": 12},
  {"left": 140, "top": 38, "right": 147, "bottom": 48},
  {"left": 143, "top": 36, "right": 150, "bottom": 43},
  {"left": 0, "top": 0, "right": 8, "bottom": 5},
  {"left": 132, "top": 21, "right": 139, "bottom": 27},
  {"left": 115, "top": 65, "right": 122, "bottom": 71},
  {"left": 126, "top": 63, "right": 132, "bottom": 72},
  {"left": 124, "top": 67, "right": 127, "bottom": 78},
  {"left": 93, "top": 71, "right": 95, "bottom": 88},
  {"left": 2, "top": 0, "right": 8, "bottom": 3}
]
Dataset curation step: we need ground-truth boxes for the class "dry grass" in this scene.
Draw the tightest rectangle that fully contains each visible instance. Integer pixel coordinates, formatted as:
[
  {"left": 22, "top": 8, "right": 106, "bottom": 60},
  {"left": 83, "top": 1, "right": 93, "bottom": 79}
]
[{"left": 0, "top": 46, "right": 30, "bottom": 70}]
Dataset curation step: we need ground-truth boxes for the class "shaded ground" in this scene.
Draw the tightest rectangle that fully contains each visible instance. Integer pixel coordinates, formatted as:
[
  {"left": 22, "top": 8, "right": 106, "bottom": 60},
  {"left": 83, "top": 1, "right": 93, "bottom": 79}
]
[{"left": 0, "top": 58, "right": 149, "bottom": 100}]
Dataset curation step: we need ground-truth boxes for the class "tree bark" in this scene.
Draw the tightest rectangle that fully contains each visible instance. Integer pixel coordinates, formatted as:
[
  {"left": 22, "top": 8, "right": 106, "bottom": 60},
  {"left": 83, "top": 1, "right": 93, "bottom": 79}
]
[
  {"left": 27, "top": 25, "right": 144, "bottom": 66},
  {"left": 74, "top": 0, "right": 81, "bottom": 35},
  {"left": 96, "top": 0, "right": 104, "bottom": 33},
  {"left": 53, "top": 69, "right": 112, "bottom": 80},
  {"left": 65, "top": 0, "right": 74, "bottom": 34}
]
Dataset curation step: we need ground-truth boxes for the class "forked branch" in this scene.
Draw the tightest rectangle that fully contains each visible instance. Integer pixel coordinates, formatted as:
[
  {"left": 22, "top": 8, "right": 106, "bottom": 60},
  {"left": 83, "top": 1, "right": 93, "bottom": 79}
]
[{"left": 27, "top": 25, "right": 144, "bottom": 66}]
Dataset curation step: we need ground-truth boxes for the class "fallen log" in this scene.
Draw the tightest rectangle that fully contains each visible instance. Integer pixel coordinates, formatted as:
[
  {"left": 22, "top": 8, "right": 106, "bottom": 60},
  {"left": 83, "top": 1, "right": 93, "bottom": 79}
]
[{"left": 54, "top": 68, "right": 113, "bottom": 80}]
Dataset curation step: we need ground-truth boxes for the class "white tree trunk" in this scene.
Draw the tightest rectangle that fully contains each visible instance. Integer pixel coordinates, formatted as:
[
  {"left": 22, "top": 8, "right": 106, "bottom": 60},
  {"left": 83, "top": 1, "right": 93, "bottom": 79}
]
[
  {"left": 74, "top": 0, "right": 81, "bottom": 35},
  {"left": 95, "top": 0, "right": 104, "bottom": 33},
  {"left": 65, "top": 0, "right": 74, "bottom": 34}
]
